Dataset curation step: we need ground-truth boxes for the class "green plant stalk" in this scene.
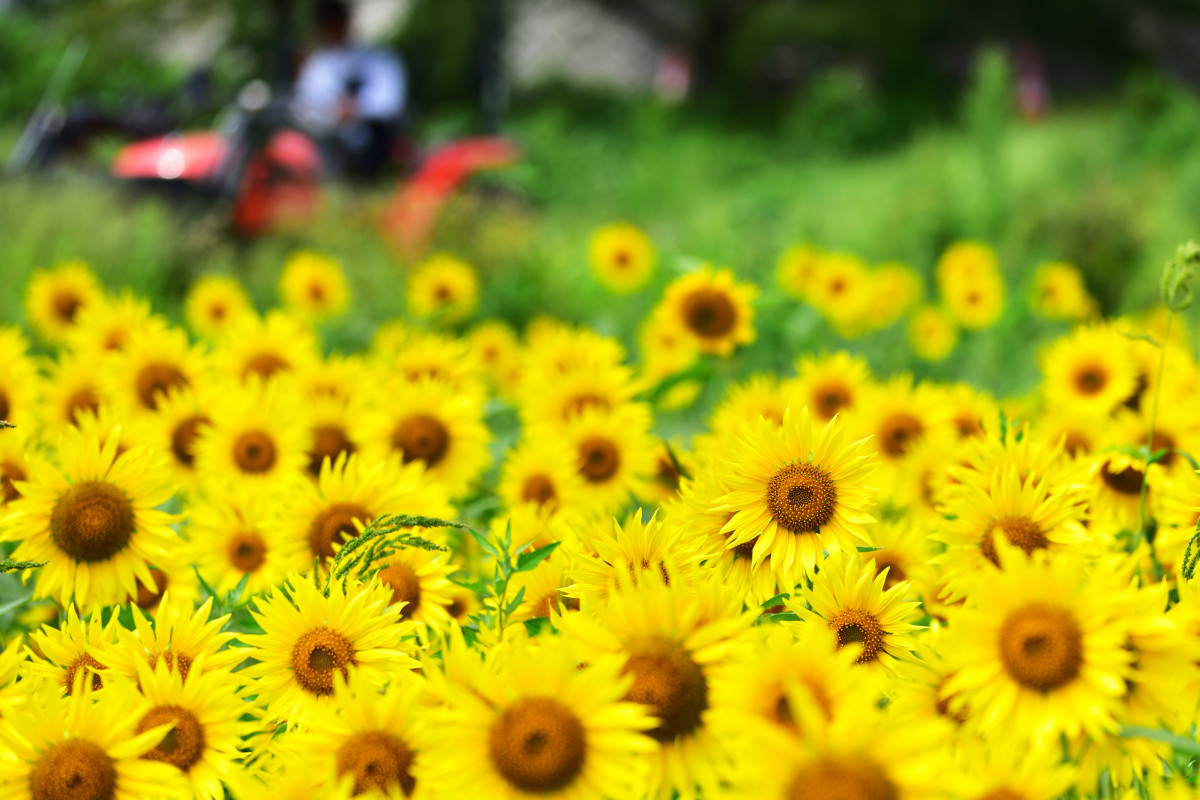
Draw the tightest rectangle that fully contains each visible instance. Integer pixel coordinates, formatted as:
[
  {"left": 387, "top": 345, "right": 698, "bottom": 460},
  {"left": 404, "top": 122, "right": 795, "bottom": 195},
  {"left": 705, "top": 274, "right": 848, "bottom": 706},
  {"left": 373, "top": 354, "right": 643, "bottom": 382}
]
[
  {"left": 1121, "top": 725, "right": 1200, "bottom": 757},
  {"left": 1135, "top": 310, "right": 1173, "bottom": 549}
]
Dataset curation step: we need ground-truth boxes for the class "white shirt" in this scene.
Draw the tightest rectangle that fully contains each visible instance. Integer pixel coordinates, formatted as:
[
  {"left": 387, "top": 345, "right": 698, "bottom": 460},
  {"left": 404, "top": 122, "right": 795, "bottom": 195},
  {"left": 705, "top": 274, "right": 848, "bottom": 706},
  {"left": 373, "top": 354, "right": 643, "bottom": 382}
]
[{"left": 294, "top": 44, "right": 406, "bottom": 127}]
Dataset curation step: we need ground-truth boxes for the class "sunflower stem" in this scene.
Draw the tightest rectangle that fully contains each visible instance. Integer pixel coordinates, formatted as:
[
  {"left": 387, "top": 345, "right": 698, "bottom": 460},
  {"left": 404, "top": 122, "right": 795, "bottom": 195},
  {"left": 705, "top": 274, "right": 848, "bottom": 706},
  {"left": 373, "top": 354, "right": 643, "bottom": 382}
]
[{"left": 1135, "top": 309, "right": 1172, "bottom": 551}]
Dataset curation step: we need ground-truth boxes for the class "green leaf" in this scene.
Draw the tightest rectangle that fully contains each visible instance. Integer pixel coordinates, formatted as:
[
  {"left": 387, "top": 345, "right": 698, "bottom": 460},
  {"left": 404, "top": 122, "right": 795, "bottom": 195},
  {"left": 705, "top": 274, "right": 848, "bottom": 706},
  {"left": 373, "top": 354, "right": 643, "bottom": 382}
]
[
  {"left": 1121, "top": 725, "right": 1200, "bottom": 756},
  {"left": 1120, "top": 332, "right": 1161, "bottom": 348},
  {"left": 0, "top": 593, "right": 35, "bottom": 617},
  {"left": 1145, "top": 447, "right": 1171, "bottom": 467},
  {"left": 1161, "top": 242, "right": 1199, "bottom": 312},
  {"left": 225, "top": 570, "right": 253, "bottom": 609},
  {"left": 1172, "top": 448, "right": 1200, "bottom": 473},
  {"left": 0, "top": 559, "right": 47, "bottom": 574},
  {"left": 515, "top": 542, "right": 560, "bottom": 573},
  {"left": 468, "top": 526, "right": 501, "bottom": 559},
  {"left": 758, "top": 593, "right": 791, "bottom": 608},
  {"left": 192, "top": 565, "right": 218, "bottom": 601},
  {"left": 504, "top": 586, "right": 527, "bottom": 616},
  {"left": 523, "top": 617, "right": 552, "bottom": 637}
]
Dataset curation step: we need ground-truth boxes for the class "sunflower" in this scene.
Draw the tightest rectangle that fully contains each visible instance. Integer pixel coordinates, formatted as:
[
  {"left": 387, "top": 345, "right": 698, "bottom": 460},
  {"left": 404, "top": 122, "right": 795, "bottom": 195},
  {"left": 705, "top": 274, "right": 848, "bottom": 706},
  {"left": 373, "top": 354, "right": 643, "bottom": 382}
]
[
  {"left": 554, "top": 403, "right": 657, "bottom": 514},
  {"left": 936, "top": 241, "right": 999, "bottom": 288},
  {"left": 125, "top": 385, "right": 214, "bottom": 492},
  {"left": 707, "top": 374, "right": 800, "bottom": 440},
  {"left": 861, "top": 517, "right": 937, "bottom": 599},
  {"left": 192, "top": 375, "right": 310, "bottom": 491},
  {"left": 807, "top": 252, "right": 873, "bottom": 336},
  {"left": 0, "top": 326, "right": 42, "bottom": 428},
  {"left": 498, "top": 439, "right": 586, "bottom": 515},
  {"left": 522, "top": 322, "right": 628, "bottom": 379},
  {"left": 709, "top": 625, "right": 870, "bottom": 745},
  {"left": 385, "top": 330, "right": 487, "bottom": 397},
  {"left": 2, "top": 425, "right": 179, "bottom": 609},
  {"left": 945, "top": 738, "right": 1076, "bottom": 800},
  {"left": 64, "top": 289, "right": 167, "bottom": 358},
  {"left": 373, "top": 545, "right": 459, "bottom": 632},
  {"left": 39, "top": 351, "right": 108, "bottom": 437},
  {"left": 775, "top": 243, "right": 823, "bottom": 300},
  {"left": 556, "top": 574, "right": 756, "bottom": 800},
  {"left": 280, "top": 249, "right": 351, "bottom": 321},
  {"left": 1040, "top": 323, "right": 1139, "bottom": 418},
  {"left": 1084, "top": 451, "right": 1161, "bottom": 536},
  {"left": 128, "top": 657, "right": 255, "bottom": 800},
  {"left": 713, "top": 407, "right": 877, "bottom": 587},
  {"left": 588, "top": 222, "right": 656, "bottom": 293},
  {"left": 302, "top": 394, "right": 367, "bottom": 481},
  {"left": 509, "top": 549, "right": 576, "bottom": 624},
  {"left": 95, "top": 593, "right": 243, "bottom": 684},
  {"left": 565, "top": 509, "right": 706, "bottom": 603},
  {"left": 516, "top": 359, "right": 642, "bottom": 431},
  {"left": 406, "top": 253, "right": 480, "bottom": 324},
  {"left": 211, "top": 311, "right": 319, "bottom": 383},
  {"left": 940, "top": 269, "right": 1005, "bottom": 330},
  {"left": 793, "top": 351, "right": 874, "bottom": 424},
  {"left": 0, "top": 637, "right": 25, "bottom": 714},
  {"left": 102, "top": 325, "right": 206, "bottom": 415},
  {"left": 1031, "top": 261, "right": 1097, "bottom": 321},
  {"left": 637, "top": 310, "right": 702, "bottom": 405},
  {"left": 279, "top": 452, "right": 453, "bottom": 565},
  {"left": 420, "top": 633, "right": 656, "bottom": 800},
  {"left": 359, "top": 375, "right": 490, "bottom": 499},
  {"left": 712, "top": 696, "right": 944, "bottom": 800},
  {"left": 184, "top": 274, "right": 254, "bottom": 340},
  {"left": 0, "top": 424, "right": 33, "bottom": 508},
  {"left": 886, "top": 626, "right": 969, "bottom": 732},
  {"left": 656, "top": 264, "right": 757, "bottom": 356},
  {"left": 908, "top": 305, "right": 959, "bottom": 361},
  {"left": 290, "top": 671, "right": 428, "bottom": 800},
  {"left": 0, "top": 677, "right": 189, "bottom": 800},
  {"left": 24, "top": 259, "right": 105, "bottom": 345},
  {"left": 865, "top": 262, "right": 923, "bottom": 329},
  {"left": 468, "top": 320, "right": 524, "bottom": 399},
  {"left": 936, "top": 463, "right": 1092, "bottom": 600},
  {"left": 790, "top": 549, "right": 921, "bottom": 685},
  {"left": 852, "top": 375, "right": 953, "bottom": 473},
  {"left": 941, "top": 546, "right": 1132, "bottom": 744},
  {"left": 184, "top": 481, "right": 307, "bottom": 597},
  {"left": 239, "top": 574, "right": 420, "bottom": 726},
  {"left": 25, "top": 605, "right": 120, "bottom": 695},
  {"left": 669, "top": 468, "right": 780, "bottom": 605},
  {"left": 1107, "top": 404, "right": 1200, "bottom": 481}
]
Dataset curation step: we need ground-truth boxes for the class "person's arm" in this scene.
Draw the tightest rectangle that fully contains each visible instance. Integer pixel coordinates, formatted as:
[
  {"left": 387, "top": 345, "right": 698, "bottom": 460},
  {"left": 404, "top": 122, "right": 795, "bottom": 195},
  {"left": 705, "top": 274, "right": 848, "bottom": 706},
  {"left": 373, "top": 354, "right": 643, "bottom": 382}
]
[{"left": 355, "top": 50, "right": 406, "bottom": 121}]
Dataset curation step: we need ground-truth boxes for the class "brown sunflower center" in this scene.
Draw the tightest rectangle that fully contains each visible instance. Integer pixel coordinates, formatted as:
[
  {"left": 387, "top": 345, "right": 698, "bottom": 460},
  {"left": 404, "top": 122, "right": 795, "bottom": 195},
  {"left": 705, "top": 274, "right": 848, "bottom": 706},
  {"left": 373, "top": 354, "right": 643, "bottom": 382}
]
[
  {"left": 147, "top": 650, "right": 194, "bottom": 683},
  {"left": 392, "top": 414, "right": 449, "bottom": 468},
  {"left": 336, "top": 730, "right": 417, "bottom": 797},
  {"left": 378, "top": 562, "right": 422, "bottom": 618},
  {"left": 0, "top": 389, "right": 9, "bottom": 420},
  {"left": 227, "top": 532, "right": 268, "bottom": 572},
  {"left": 577, "top": 437, "right": 619, "bottom": 483},
  {"left": 307, "top": 281, "right": 327, "bottom": 302},
  {"left": 878, "top": 412, "right": 924, "bottom": 457},
  {"left": 981, "top": 515, "right": 1049, "bottom": 565},
  {"left": 136, "top": 705, "right": 206, "bottom": 771},
  {"left": 170, "top": 414, "right": 210, "bottom": 469},
  {"left": 134, "top": 363, "right": 189, "bottom": 410},
  {"left": 241, "top": 353, "right": 290, "bottom": 381},
  {"left": 1101, "top": 461, "right": 1144, "bottom": 495},
  {"left": 49, "top": 481, "right": 135, "bottom": 563},
  {"left": 65, "top": 387, "right": 100, "bottom": 424},
  {"left": 998, "top": 603, "right": 1083, "bottom": 692},
  {"left": 829, "top": 608, "right": 886, "bottom": 664},
  {"left": 978, "top": 788, "right": 1027, "bottom": 800},
  {"left": 1073, "top": 363, "right": 1108, "bottom": 395},
  {"left": 1063, "top": 431, "right": 1090, "bottom": 457},
  {"left": 766, "top": 463, "right": 838, "bottom": 533},
  {"left": 522, "top": 474, "right": 558, "bottom": 506},
  {"left": 1, "top": 459, "right": 26, "bottom": 504},
  {"left": 1144, "top": 430, "right": 1177, "bottom": 470},
  {"left": 613, "top": 249, "right": 631, "bottom": 267},
  {"left": 954, "top": 413, "right": 984, "bottom": 439},
  {"left": 307, "top": 424, "right": 356, "bottom": 477},
  {"left": 563, "top": 394, "right": 611, "bottom": 419},
  {"left": 308, "top": 502, "right": 372, "bottom": 561},
  {"left": 232, "top": 431, "right": 277, "bottom": 474},
  {"left": 30, "top": 740, "right": 116, "bottom": 800},
  {"left": 934, "top": 674, "right": 968, "bottom": 724},
  {"left": 131, "top": 568, "right": 169, "bottom": 609},
  {"left": 290, "top": 626, "right": 357, "bottom": 696},
  {"left": 623, "top": 637, "right": 707, "bottom": 742},
  {"left": 64, "top": 654, "right": 105, "bottom": 694},
  {"left": 681, "top": 288, "right": 737, "bottom": 339},
  {"left": 814, "top": 383, "right": 852, "bottom": 420},
  {"left": 488, "top": 696, "right": 586, "bottom": 793},
  {"left": 52, "top": 291, "right": 83, "bottom": 324},
  {"left": 654, "top": 455, "right": 682, "bottom": 492},
  {"left": 786, "top": 756, "right": 898, "bottom": 800}
]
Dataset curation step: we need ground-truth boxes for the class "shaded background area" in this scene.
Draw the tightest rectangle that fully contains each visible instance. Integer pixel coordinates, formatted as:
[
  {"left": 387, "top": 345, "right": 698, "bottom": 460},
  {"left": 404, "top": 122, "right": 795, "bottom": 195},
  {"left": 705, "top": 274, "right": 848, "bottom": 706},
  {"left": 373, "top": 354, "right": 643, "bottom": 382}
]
[{"left": 4, "top": 0, "right": 1200, "bottom": 397}]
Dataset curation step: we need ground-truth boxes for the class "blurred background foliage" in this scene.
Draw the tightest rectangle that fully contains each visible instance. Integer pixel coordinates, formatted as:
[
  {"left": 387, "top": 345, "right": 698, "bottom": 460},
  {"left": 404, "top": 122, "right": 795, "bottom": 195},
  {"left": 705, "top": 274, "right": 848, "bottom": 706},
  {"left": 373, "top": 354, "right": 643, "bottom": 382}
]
[{"left": 5, "top": 0, "right": 1200, "bottom": 400}]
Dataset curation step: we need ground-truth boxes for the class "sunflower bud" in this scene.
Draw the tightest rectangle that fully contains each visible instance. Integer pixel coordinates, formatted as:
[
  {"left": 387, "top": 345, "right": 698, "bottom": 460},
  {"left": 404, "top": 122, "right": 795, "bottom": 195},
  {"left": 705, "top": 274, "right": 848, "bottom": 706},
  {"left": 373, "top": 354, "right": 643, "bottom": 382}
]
[{"left": 1160, "top": 241, "right": 1199, "bottom": 312}]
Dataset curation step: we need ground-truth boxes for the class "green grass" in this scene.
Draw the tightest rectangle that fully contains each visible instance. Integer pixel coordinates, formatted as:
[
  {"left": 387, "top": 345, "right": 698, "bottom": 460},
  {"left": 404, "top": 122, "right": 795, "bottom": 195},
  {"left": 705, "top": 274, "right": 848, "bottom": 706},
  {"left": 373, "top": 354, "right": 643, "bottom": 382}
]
[{"left": 3, "top": 88, "right": 1200, "bottom": 411}]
